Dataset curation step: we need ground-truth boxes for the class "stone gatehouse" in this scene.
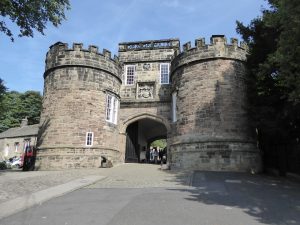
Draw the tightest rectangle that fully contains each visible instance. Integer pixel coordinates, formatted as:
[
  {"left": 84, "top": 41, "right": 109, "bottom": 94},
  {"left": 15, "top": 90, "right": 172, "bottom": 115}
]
[{"left": 35, "top": 35, "right": 261, "bottom": 172}]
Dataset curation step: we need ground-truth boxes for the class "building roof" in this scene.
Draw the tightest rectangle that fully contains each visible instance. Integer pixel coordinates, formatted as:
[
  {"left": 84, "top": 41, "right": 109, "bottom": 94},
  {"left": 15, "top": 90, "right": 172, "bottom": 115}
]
[{"left": 0, "top": 124, "right": 39, "bottom": 139}]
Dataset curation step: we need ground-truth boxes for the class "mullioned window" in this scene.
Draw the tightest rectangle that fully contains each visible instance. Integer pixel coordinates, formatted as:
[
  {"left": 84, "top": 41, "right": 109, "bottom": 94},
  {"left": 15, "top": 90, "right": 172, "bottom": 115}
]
[
  {"left": 106, "top": 94, "right": 119, "bottom": 124},
  {"left": 160, "top": 63, "right": 170, "bottom": 84}
]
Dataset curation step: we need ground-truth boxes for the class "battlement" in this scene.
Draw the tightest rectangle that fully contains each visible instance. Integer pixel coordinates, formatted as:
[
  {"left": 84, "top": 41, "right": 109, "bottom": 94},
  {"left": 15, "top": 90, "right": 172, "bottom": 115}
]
[
  {"left": 171, "top": 35, "right": 248, "bottom": 74},
  {"left": 118, "top": 39, "right": 180, "bottom": 52},
  {"left": 179, "top": 35, "right": 248, "bottom": 53},
  {"left": 45, "top": 42, "right": 121, "bottom": 80},
  {"left": 48, "top": 42, "right": 120, "bottom": 62}
]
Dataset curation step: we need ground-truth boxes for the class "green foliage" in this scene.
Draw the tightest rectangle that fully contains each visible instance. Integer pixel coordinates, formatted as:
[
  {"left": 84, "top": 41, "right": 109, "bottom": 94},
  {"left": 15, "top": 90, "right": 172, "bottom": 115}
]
[
  {"left": 0, "top": 91, "right": 42, "bottom": 132},
  {"left": 0, "top": 78, "right": 7, "bottom": 122},
  {"left": 236, "top": 0, "right": 300, "bottom": 142},
  {"left": 0, "top": 78, "right": 7, "bottom": 111},
  {"left": 0, "top": 0, "right": 70, "bottom": 41},
  {"left": 0, "top": 161, "right": 7, "bottom": 170},
  {"left": 150, "top": 139, "right": 167, "bottom": 149},
  {"left": 272, "top": 0, "right": 300, "bottom": 103},
  {"left": 0, "top": 78, "right": 7, "bottom": 96},
  {"left": 19, "top": 91, "right": 43, "bottom": 124},
  {"left": 0, "top": 91, "right": 21, "bottom": 131}
]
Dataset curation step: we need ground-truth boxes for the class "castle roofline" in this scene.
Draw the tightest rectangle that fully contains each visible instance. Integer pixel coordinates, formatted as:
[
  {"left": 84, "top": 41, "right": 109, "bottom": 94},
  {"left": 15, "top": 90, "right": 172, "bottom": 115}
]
[
  {"left": 119, "top": 38, "right": 179, "bottom": 45},
  {"left": 118, "top": 38, "right": 180, "bottom": 52}
]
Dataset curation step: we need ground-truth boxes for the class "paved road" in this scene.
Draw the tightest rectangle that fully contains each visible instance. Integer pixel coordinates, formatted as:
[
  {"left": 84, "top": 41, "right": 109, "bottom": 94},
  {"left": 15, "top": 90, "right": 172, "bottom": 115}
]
[{"left": 1, "top": 164, "right": 300, "bottom": 225}]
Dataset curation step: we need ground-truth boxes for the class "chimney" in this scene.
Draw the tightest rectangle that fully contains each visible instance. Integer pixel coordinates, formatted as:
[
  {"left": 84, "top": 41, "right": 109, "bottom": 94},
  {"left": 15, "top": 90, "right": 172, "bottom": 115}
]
[{"left": 20, "top": 117, "right": 28, "bottom": 127}]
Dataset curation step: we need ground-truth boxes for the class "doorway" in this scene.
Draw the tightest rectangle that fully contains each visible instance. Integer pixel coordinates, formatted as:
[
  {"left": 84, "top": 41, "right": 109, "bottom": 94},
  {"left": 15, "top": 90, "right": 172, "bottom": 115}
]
[{"left": 125, "top": 118, "right": 167, "bottom": 163}]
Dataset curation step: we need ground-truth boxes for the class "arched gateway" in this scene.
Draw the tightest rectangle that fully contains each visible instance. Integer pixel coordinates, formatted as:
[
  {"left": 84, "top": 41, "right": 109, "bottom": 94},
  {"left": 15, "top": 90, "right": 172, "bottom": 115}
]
[
  {"left": 120, "top": 114, "right": 170, "bottom": 163},
  {"left": 35, "top": 36, "right": 261, "bottom": 172}
]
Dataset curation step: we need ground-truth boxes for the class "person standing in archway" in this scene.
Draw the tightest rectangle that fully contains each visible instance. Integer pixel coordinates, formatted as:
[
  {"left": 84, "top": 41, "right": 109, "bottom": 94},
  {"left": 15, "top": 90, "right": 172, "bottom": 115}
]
[
  {"left": 146, "top": 147, "right": 150, "bottom": 163},
  {"left": 153, "top": 147, "right": 158, "bottom": 164},
  {"left": 150, "top": 146, "right": 154, "bottom": 163},
  {"left": 159, "top": 148, "right": 164, "bottom": 164}
]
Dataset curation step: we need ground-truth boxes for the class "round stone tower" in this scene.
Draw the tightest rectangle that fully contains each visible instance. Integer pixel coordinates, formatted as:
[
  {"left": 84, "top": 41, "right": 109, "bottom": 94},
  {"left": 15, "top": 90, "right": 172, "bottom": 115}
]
[
  {"left": 35, "top": 42, "right": 122, "bottom": 169},
  {"left": 169, "top": 35, "right": 261, "bottom": 172}
]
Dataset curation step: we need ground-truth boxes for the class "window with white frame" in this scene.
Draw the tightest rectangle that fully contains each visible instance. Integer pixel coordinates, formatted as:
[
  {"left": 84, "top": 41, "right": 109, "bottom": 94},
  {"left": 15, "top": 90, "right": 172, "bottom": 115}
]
[
  {"left": 125, "top": 65, "right": 135, "bottom": 85},
  {"left": 160, "top": 63, "right": 170, "bottom": 84},
  {"left": 14, "top": 142, "right": 19, "bottom": 152},
  {"left": 172, "top": 92, "right": 177, "bottom": 122},
  {"left": 106, "top": 94, "right": 119, "bottom": 124},
  {"left": 86, "top": 132, "right": 94, "bottom": 146}
]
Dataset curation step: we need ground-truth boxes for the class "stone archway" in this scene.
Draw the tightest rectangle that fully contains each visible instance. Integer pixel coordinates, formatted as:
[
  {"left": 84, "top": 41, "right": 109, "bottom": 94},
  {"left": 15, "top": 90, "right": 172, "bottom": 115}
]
[
  {"left": 120, "top": 113, "right": 171, "bottom": 135},
  {"left": 120, "top": 113, "right": 170, "bottom": 163}
]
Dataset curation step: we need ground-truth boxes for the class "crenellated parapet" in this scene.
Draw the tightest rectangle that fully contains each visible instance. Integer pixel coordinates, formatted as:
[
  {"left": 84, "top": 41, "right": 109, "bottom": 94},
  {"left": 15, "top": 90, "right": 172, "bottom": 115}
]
[
  {"left": 171, "top": 35, "right": 248, "bottom": 75},
  {"left": 45, "top": 42, "right": 121, "bottom": 82}
]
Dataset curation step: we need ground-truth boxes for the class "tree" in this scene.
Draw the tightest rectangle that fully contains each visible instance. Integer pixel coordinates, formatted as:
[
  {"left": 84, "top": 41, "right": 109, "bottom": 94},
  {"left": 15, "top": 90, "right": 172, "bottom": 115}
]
[
  {"left": 272, "top": 0, "right": 300, "bottom": 104},
  {"left": 0, "top": 91, "right": 42, "bottom": 132},
  {"left": 0, "top": 78, "right": 7, "bottom": 116},
  {"left": 151, "top": 139, "right": 167, "bottom": 149},
  {"left": 236, "top": 0, "right": 300, "bottom": 143},
  {"left": 0, "top": 78, "right": 7, "bottom": 102},
  {"left": 19, "top": 91, "right": 42, "bottom": 124},
  {"left": 0, "top": 91, "right": 22, "bottom": 131},
  {"left": 0, "top": 0, "right": 70, "bottom": 41}
]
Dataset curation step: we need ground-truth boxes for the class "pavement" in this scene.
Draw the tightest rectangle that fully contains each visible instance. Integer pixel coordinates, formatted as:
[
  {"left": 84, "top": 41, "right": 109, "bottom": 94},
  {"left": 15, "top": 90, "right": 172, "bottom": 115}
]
[
  {"left": 0, "top": 168, "right": 108, "bottom": 220},
  {"left": 0, "top": 164, "right": 190, "bottom": 220},
  {"left": 0, "top": 164, "right": 300, "bottom": 225},
  {"left": 0, "top": 175, "right": 105, "bottom": 220}
]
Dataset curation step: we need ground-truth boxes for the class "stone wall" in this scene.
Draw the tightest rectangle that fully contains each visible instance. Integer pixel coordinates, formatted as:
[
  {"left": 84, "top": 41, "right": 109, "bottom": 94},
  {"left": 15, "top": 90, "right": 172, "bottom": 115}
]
[
  {"left": 169, "top": 35, "right": 261, "bottom": 172},
  {"left": 115, "top": 39, "right": 181, "bottom": 161},
  {"left": 118, "top": 39, "right": 179, "bottom": 103},
  {"left": 36, "top": 43, "right": 122, "bottom": 169},
  {"left": 118, "top": 39, "right": 179, "bottom": 154},
  {"left": 35, "top": 36, "right": 261, "bottom": 172},
  {"left": 170, "top": 142, "right": 260, "bottom": 171}
]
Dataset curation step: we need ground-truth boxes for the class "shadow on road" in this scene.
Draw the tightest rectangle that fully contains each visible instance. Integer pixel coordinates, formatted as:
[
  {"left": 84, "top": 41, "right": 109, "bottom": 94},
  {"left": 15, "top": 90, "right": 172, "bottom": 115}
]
[{"left": 163, "top": 170, "right": 300, "bottom": 225}]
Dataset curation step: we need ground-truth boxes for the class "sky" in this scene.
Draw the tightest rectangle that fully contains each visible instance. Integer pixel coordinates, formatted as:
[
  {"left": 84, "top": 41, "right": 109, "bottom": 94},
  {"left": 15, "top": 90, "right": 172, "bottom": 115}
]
[{"left": 0, "top": 0, "right": 269, "bottom": 94}]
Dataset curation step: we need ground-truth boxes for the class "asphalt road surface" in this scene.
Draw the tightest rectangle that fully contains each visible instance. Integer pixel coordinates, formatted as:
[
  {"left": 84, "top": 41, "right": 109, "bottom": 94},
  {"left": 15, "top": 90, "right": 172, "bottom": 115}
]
[{"left": 1, "top": 164, "right": 300, "bottom": 225}]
